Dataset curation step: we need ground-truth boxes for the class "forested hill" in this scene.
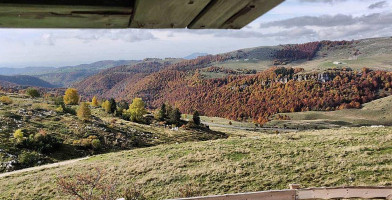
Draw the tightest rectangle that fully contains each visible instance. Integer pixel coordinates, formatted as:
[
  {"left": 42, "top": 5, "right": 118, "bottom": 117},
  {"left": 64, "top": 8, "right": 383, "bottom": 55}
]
[
  {"left": 74, "top": 37, "right": 392, "bottom": 124},
  {"left": 0, "top": 75, "right": 55, "bottom": 88}
]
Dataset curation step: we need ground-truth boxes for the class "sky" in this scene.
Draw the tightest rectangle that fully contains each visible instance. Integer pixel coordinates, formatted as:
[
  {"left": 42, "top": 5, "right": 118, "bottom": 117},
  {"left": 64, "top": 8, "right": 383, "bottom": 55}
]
[{"left": 0, "top": 0, "right": 391, "bottom": 68}]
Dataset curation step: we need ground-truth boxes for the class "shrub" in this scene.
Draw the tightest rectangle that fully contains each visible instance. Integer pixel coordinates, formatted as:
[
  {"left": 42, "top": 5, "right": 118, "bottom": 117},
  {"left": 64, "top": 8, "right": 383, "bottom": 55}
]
[
  {"left": 0, "top": 96, "right": 13, "bottom": 105},
  {"left": 57, "top": 168, "right": 118, "bottom": 200},
  {"left": 13, "top": 129, "right": 24, "bottom": 142},
  {"left": 55, "top": 106, "right": 64, "bottom": 113},
  {"left": 73, "top": 135, "right": 101, "bottom": 150},
  {"left": 178, "top": 183, "right": 201, "bottom": 198},
  {"left": 16, "top": 129, "right": 62, "bottom": 153},
  {"left": 17, "top": 151, "right": 41, "bottom": 168},
  {"left": 63, "top": 88, "right": 79, "bottom": 105},
  {"left": 91, "top": 139, "right": 101, "bottom": 149},
  {"left": 54, "top": 96, "right": 64, "bottom": 105},
  {"left": 30, "top": 130, "right": 62, "bottom": 153},
  {"left": 124, "top": 185, "right": 146, "bottom": 200},
  {"left": 26, "top": 88, "right": 40, "bottom": 98},
  {"left": 77, "top": 102, "right": 92, "bottom": 121}
]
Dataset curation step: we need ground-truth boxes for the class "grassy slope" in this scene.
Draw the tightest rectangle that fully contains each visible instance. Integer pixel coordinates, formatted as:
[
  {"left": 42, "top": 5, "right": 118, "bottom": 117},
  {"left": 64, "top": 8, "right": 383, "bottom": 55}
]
[
  {"left": 266, "top": 95, "right": 392, "bottom": 129},
  {"left": 1, "top": 127, "right": 391, "bottom": 199},
  {"left": 213, "top": 37, "right": 392, "bottom": 76},
  {"left": 0, "top": 94, "right": 225, "bottom": 172}
]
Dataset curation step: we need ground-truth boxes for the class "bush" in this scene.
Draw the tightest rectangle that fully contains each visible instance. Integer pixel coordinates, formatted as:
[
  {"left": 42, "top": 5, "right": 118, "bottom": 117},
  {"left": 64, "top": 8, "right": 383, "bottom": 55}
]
[
  {"left": 124, "top": 186, "right": 146, "bottom": 200},
  {"left": 30, "top": 130, "right": 62, "bottom": 153},
  {"left": 26, "top": 88, "right": 40, "bottom": 98},
  {"left": 13, "top": 129, "right": 24, "bottom": 142},
  {"left": 0, "top": 96, "right": 13, "bottom": 105},
  {"left": 17, "top": 151, "right": 41, "bottom": 168},
  {"left": 73, "top": 135, "right": 101, "bottom": 150},
  {"left": 55, "top": 106, "right": 64, "bottom": 113},
  {"left": 63, "top": 88, "right": 79, "bottom": 105},
  {"left": 17, "top": 129, "right": 62, "bottom": 153},
  {"left": 54, "top": 96, "right": 64, "bottom": 105},
  {"left": 57, "top": 168, "right": 118, "bottom": 200}
]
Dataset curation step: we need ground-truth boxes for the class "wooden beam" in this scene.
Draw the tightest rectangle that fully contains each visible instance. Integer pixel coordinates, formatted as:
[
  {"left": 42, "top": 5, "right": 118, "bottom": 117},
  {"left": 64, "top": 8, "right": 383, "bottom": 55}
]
[
  {"left": 169, "top": 190, "right": 296, "bottom": 200},
  {"left": 297, "top": 186, "right": 392, "bottom": 200},
  {"left": 130, "top": 0, "right": 211, "bottom": 28},
  {"left": 188, "top": 0, "right": 284, "bottom": 29},
  {"left": 0, "top": 4, "right": 132, "bottom": 28}
]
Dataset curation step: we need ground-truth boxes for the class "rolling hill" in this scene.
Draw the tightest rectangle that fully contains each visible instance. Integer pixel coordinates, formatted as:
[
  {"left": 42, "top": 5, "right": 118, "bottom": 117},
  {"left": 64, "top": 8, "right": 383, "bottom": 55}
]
[
  {"left": 74, "top": 37, "right": 392, "bottom": 124},
  {"left": 0, "top": 75, "right": 55, "bottom": 88}
]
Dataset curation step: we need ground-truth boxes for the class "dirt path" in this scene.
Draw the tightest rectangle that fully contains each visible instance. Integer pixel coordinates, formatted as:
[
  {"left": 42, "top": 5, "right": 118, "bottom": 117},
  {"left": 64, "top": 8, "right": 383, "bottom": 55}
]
[{"left": 0, "top": 157, "right": 89, "bottom": 179}]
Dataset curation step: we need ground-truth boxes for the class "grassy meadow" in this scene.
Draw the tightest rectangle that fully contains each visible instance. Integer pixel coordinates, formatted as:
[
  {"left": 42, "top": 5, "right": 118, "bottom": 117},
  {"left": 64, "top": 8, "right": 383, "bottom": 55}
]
[{"left": 0, "top": 126, "right": 391, "bottom": 199}]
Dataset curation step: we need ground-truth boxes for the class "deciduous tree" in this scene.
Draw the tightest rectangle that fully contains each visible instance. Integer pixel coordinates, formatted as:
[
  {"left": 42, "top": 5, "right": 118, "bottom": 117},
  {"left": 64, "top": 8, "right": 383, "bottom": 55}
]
[
  {"left": 63, "top": 88, "right": 79, "bottom": 105},
  {"left": 77, "top": 102, "right": 91, "bottom": 121}
]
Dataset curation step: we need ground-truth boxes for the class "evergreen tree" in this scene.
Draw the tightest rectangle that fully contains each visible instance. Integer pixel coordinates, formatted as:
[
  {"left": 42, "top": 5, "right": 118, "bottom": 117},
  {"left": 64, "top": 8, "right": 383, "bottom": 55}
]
[
  {"left": 77, "top": 102, "right": 91, "bottom": 121},
  {"left": 155, "top": 103, "right": 167, "bottom": 121},
  {"left": 109, "top": 98, "right": 116, "bottom": 114},
  {"left": 166, "top": 104, "right": 173, "bottom": 118},
  {"left": 192, "top": 110, "right": 200, "bottom": 125},
  {"left": 169, "top": 107, "right": 182, "bottom": 125}
]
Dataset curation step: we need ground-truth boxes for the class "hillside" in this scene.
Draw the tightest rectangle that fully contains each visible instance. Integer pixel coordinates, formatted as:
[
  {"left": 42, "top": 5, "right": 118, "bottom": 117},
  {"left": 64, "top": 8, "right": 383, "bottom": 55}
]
[
  {"left": 0, "top": 75, "right": 55, "bottom": 88},
  {"left": 0, "top": 92, "right": 225, "bottom": 173},
  {"left": 0, "top": 126, "right": 391, "bottom": 199},
  {"left": 74, "top": 37, "right": 392, "bottom": 125}
]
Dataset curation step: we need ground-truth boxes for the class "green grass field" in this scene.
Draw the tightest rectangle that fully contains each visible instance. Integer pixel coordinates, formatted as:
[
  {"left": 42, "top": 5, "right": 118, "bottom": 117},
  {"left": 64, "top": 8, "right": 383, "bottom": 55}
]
[{"left": 1, "top": 126, "right": 391, "bottom": 199}]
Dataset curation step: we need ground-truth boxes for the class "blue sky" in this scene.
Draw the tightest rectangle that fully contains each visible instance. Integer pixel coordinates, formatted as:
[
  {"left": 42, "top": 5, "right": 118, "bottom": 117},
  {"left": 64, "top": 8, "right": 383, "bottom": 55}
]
[{"left": 0, "top": 0, "right": 391, "bottom": 68}]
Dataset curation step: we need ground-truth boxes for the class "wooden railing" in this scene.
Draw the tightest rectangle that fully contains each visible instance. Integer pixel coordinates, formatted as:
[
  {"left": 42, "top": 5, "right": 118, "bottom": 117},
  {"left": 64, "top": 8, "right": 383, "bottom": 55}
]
[{"left": 170, "top": 186, "right": 392, "bottom": 200}]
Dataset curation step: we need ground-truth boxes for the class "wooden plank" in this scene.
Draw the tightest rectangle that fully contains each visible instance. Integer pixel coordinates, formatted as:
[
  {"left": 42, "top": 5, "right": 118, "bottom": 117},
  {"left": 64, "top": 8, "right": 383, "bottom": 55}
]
[
  {"left": 0, "top": 4, "right": 132, "bottom": 28},
  {"left": 169, "top": 190, "right": 296, "bottom": 200},
  {"left": 188, "top": 0, "right": 284, "bottom": 29},
  {"left": 297, "top": 186, "right": 392, "bottom": 200},
  {"left": 0, "top": 0, "right": 133, "bottom": 7},
  {"left": 130, "top": 0, "right": 211, "bottom": 28}
]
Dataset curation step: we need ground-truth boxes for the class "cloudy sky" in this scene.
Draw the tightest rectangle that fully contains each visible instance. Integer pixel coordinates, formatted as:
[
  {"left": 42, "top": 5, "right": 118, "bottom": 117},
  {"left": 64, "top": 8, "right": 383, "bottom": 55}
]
[{"left": 0, "top": 0, "right": 391, "bottom": 68}]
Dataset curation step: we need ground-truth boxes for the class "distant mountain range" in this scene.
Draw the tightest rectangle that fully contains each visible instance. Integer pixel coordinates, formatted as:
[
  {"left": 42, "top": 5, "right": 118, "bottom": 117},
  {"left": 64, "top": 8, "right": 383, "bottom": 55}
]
[
  {"left": 183, "top": 52, "right": 209, "bottom": 59},
  {"left": 0, "top": 60, "right": 140, "bottom": 87}
]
